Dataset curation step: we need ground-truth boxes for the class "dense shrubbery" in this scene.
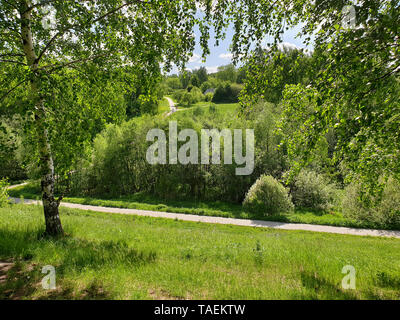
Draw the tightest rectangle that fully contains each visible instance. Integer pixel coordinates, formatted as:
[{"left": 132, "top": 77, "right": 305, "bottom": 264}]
[
  {"left": 291, "top": 169, "right": 339, "bottom": 211},
  {"left": 180, "top": 87, "right": 204, "bottom": 106},
  {"left": 0, "top": 178, "right": 9, "bottom": 207},
  {"left": 172, "top": 87, "right": 205, "bottom": 107},
  {"left": 69, "top": 109, "right": 265, "bottom": 203},
  {"left": 126, "top": 93, "right": 159, "bottom": 117},
  {"left": 204, "top": 92, "right": 214, "bottom": 102},
  {"left": 243, "top": 175, "right": 294, "bottom": 215},
  {"left": 0, "top": 118, "right": 27, "bottom": 181},
  {"left": 342, "top": 177, "right": 400, "bottom": 227},
  {"left": 212, "top": 82, "right": 243, "bottom": 103}
]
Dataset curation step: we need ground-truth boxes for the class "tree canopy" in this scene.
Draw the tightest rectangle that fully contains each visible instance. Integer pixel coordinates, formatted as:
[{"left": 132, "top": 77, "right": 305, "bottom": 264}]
[{"left": 1, "top": 0, "right": 398, "bottom": 235}]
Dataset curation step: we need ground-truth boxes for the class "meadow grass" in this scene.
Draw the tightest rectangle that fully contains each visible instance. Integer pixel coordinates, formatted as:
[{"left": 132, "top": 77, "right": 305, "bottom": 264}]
[
  {"left": 1, "top": 204, "right": 400, "bottom": 300},
  {"left": 8, "top": 182, "right": 393, "bottom": 230},
  {"left": 174, "top": 102, "right": 240, "bottom": 116},
  {"left": 158, "top": 97, "right": 171, "bottom": 114}
]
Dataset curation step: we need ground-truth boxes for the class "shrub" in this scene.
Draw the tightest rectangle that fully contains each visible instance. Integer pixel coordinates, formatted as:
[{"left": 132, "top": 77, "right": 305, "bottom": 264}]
[
  {"left": 291, "top": 169, "right": 339, "bottom": 210},
  {"left": 137, "top": 94, "right": 158, "bottom": 115},
  {"left": 172, "top": 89, "right": 186, "bottom": 102},
  {"left": 342, "top": 177, "right": 400, "bottom": 227},
  {"left": 212, "top": 82, "right": 242, "bottom": 103},
  {"left": 243, "top": 175, "right": 294, "bottom": 215},
  {"left": 190, "top": 86, "right": 204, "bottom": 103},
  {"left": 205, "top": 92, "right": 214, "bottom": 102},
  {"left": 0, "top": 118, "right": 27, "bottom": 181},
  {"left": 179, "top": 87, "right": 204, "bottom": 107},
  {"left": 180, "top": 92, "right": 194, "bottom": 107},
  {"left": 0, "top": 178, "right": 9, "bottom": 207}
]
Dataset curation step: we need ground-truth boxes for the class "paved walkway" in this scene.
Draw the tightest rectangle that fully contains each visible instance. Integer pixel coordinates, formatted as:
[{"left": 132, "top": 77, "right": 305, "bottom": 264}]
[
  {"left": 9, "top": 197, "right": 400, "bottom": 239},
  {"left": 7, "top": 182, "right": 28, "bottom": 189},
  {"left": 165, "top": 97, "right": 177, "bottom": 116}
]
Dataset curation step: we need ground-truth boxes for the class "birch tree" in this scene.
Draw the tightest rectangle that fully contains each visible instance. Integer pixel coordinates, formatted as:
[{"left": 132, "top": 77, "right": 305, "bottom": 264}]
[{"left": 0, "top": 0, "right": 215, "bottom": 236}]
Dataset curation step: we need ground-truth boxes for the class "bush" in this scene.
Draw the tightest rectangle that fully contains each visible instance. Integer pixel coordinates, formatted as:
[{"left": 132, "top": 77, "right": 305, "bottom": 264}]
[
  {"left": 342, "top": 177, "right": 400, "bottom": 227},
  {"left": 172, "top": 89, "right": 186, "bottom": 102},
  {"left": 243, "top": 175, "right": 294, "bottom": 215},
  {"left": 0, "top": 178, "right": 9, "bottom": 207},
  {"left": 291, "top": 169, "right": 339, "bottom": 210},
  {"left": 69, "top": 110, "right": 258, "bottom": 203},
  {"left": 212, "top": 82, "right": 242, "bottom": 103},
  {"left": 190, "top": 86, "right": 204, "bottom": 103},
  {"left": 205, "top": 92, "right": 214, "bottom": 102},
  {"left": 179, "top": 87, "right": 204, "bottom": 107},
  {"left": 0, "top": 118, "right": 27, "bottom": 181}
]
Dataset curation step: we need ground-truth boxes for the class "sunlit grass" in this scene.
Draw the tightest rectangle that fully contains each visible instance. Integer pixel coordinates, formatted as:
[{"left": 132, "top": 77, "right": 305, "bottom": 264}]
[
  {"left": 158, "top": 97, "right": 170, "bottom": 114},
  {"left": 174, "top": 102, "right": 240, "bottom": 116},
  {"left": 1, "top": 204, "right": 400, "bottom": 299}
]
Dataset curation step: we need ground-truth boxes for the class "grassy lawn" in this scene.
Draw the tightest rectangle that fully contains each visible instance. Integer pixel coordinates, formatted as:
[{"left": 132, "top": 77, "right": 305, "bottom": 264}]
[
  {"left": 7, "top": 182, "right": 395, "bottom": 230},
  {"left": 1, "top": 204, "right": 400, "bottom": 300},
  {"left": 158, "top": 97, "right": 171, "bottom": 114},
  {"left": 175, "top": 102, "right": 240, "bottom": 116}
]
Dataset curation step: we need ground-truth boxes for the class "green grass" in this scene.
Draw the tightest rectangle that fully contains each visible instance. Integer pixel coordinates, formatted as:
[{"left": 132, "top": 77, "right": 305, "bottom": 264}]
[
  {"left": 157, "top": 97, "right": 171, "bottom": 114},
  {"left": 1, "top": 204, "right": 400, "bottom": 299},
  {"left": 175, "top": 102, "right": 240, "bottom": 116},
  {"left": 8, "top": 182, "right": 394, "bottom": 230}
]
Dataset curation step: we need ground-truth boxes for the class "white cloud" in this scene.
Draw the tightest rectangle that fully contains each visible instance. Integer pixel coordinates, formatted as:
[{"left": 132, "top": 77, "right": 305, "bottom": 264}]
[
  {"left": 189, "top": 53, "right": 201, "bottom": 63},
  {"left": 206, "top": 66, "right": 219, "bottom": 74},
  {"left": 277, "top": 42, "right": 301, "bottom": 51},
  {"left": 219, "top": 53, "right": 233, "bottom": 60},
  {"left": 262, "top": 42, "right": 313, "bottom": 56}
]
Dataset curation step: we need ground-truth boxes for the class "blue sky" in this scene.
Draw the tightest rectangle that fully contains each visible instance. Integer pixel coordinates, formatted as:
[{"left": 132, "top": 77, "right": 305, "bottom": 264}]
[{"left": 169, "top": 23, "right": 308, "bottom": 75}]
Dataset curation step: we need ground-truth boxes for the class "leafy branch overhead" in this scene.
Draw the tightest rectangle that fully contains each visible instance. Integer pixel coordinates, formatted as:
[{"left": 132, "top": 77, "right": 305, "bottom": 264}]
[{"left": 0, "top": 0, "right": 399, "bottom": 236}]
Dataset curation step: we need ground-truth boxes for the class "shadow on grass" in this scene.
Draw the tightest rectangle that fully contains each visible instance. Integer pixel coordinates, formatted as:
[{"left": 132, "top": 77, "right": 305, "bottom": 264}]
[
  {"left": 300, "top": 271, "right": 359, "bottom": 300},
  {"left": 0, "top": 262, "right": 112, "bottom": 300},
  {"left": 0, "top": 228, "right": 156, "bottom": 299},
  {"left": 375, "top": 271, "right": 400, "bottom": 290}
]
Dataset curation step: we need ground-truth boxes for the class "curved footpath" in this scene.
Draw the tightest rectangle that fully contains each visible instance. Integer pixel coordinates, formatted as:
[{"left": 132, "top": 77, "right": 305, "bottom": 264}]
[
  {"left": 165, "top": 96, "right": 177, "bottom": 116},
  {"left": 8, "top": 196, "right": 400, "bottom": 239}
]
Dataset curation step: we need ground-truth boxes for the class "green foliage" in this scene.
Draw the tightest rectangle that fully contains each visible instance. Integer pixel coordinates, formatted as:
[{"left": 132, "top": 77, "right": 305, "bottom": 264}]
[
  {"left": 243, "top": 175, "right": 294, "bottom": 215},
  {"left": 0, "top": 178, "right": 9, "bottom": 207},
  {"left": 179, "top": 71, "right": 192, "bottom": 89},
  {"left": 0, "top": 117, "right": 26, "bottom": 181},
  {"left": 212, "top": 82, "right": 243, "bottom": 103},
  {"left": 178, "top": 86, "right": 204, "bottom": 107},
  {"left": 193, "top": 66, "right": 208, "bottom": 85},
  {"left": 165, "top": 77, "right": 182, "bottom": 90},
  {"left": 291, "top": 169, "right": 339, "bottom": 211},
  {"left": 244, "top": 100, "right": 288, "bottom": 179},
  {"left": 137, "top": 94, "right": 159, "bottom": 115},
  {"left": 259, "top": 1, "right": 399, "bottom": 193},
  {"left": 204, "top": 92, "right": 214, "bottom": 102},
  {"left": 342, "top": 177, "right": 400, "bottom": 227},
  {"left": 189, "top": 74, "right": 201, "bottom": 87},
  {"left": 216, "top": 64, "right": 238, "bottom": 83},
  {"left": 200, "top": 78, "right": 220, "bottom": 93},
  {"left": 66, "top": 107, "right": 263, "bottom": 203},
  {"left": 241, "top": 47, "right": 312, "bottom": 105}
]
